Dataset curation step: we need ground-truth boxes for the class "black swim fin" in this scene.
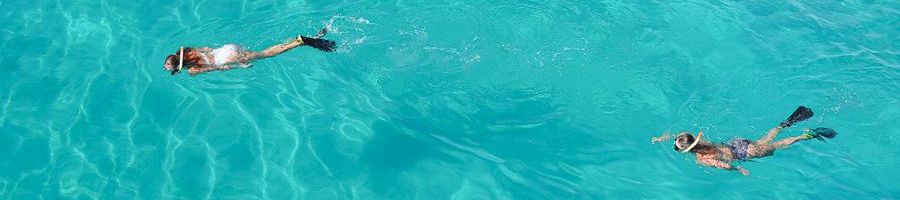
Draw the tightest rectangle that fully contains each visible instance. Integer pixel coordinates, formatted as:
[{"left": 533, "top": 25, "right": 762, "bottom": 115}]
[
  {"left": 780, "top": 106, "right": 813, "bottom": 128},
  {"left": 809, "top": 127, "right": 837, "bottom": 140},
  {"left": 301, "top": 36, "right": 336, "bottom": 52}
]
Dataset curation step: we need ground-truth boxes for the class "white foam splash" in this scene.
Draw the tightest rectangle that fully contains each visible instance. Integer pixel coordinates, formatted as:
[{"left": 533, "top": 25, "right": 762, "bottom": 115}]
[
  {"left": 324, "top": 15, "right": 371, "bottom": 33},
  {"left": 320, "top": 15, "right": 371, "bottom": 53}
]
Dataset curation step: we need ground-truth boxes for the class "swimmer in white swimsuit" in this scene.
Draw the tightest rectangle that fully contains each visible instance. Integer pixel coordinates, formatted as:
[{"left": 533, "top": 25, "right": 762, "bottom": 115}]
[{"left": 163, "top": 28, "right": 335, "bottom": 76}]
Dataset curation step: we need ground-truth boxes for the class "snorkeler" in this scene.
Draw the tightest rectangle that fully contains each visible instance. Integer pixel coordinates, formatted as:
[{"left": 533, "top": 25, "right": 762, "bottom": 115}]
[
  {"left": 163, "top": 28, "right": 336, "bottom": 76},
  {"left": 651, "top": 106, "right": 837, "bottom": 176}
]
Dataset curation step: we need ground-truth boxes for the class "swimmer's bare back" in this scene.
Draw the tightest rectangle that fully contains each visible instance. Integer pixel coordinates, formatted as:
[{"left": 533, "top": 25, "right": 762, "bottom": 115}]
[{"left": 163, "top": 28, "right": 335, "bottom": 76}]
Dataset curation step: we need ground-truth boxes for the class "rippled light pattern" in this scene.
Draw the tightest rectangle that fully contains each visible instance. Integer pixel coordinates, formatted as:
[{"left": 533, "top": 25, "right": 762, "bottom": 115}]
[{"left": 1, "top": 1, "right": 898, "bottom": 199}]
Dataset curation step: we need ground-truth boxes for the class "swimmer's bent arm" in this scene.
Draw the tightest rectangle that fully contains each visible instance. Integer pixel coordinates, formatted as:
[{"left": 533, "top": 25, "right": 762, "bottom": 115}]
[
  {"left": 189, "top": 65, "right": 228, "bottom": 76},
  {"left": 698, "top": 158, "right": 750, "bottom": 176}
]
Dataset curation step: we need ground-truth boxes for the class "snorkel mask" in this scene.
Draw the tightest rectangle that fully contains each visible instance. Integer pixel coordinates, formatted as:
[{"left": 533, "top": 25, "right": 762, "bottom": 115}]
[
  {"left": 676, "top": 130, "right": 703, "bottom": 153},
  {"left": 169, "top": 47, "right": 184, "bottom": 75}
]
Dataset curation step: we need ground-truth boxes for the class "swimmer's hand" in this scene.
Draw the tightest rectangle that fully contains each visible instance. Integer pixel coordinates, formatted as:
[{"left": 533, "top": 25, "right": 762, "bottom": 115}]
[
  {"left": 737, "top": 166, "right": 750, "bottom": 176},
  {"left": 651, "top": 133, "right": 672, "bottom": 144}
]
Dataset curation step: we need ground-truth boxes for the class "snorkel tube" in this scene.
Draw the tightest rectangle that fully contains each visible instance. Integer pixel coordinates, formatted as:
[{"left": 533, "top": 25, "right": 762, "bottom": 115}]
[
  {"left": 680, "top": 130, "right": 703, "bottom": 153},
  {"left": 171, "top": 47, "right": 184, "bottom": 75}
]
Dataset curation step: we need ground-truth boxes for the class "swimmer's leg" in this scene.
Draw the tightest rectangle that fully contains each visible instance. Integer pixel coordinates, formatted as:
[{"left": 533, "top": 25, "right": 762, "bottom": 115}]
[
  {"left": 257, "top": 29, "right": 334, "bottom": 57},
  {"left": 771, "top": 135, "right": 812, "bottom": 149},
  {"left": 749, "top": 132, "right": 815, "bottom": 158},
  {"left": 757, "top": 126, "right": 782, "bottom": 145},
  {"left": 228, "top": 38, "right": 307, "bottom": 64},
  {"left": 227, "top": 30, "right": 334, "bottom": 66},
  {"left": 260, "top": 38, "right": 306, "bottom": 58},
  {"left": 758, "top": 106, "right": 814, "bottom": 144}
]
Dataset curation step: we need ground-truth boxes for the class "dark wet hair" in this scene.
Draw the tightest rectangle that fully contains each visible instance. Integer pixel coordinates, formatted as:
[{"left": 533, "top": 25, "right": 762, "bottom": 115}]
[
  {"left": 163, "top": 54, "right": 177, "bottom": 75},
  {"left": 673, "top": 133, "right": 695, "bottom": 151},
  {"left": 674, "top": 133, "right": 716, "bottom": 154},
  {"left": 165, "top": 54, "right": 178, "bottom": 65},
  {"left": 164, "top": 47, "right": 197, "bottom": 75}
]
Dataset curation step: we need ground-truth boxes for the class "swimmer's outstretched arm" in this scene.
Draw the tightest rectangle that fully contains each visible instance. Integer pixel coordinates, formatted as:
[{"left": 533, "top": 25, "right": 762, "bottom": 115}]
[
  {"left": 698, "top": 158, "right": 750, "bottom": 176},
  {"left": 651, "top": 133, "right": 673, "bottom": 144},
  {"left": 189, "top": 65, "right": 229, "bottom": 76}
]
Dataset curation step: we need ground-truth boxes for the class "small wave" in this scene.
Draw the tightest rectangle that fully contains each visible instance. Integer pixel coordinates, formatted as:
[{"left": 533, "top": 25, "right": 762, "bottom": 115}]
[{"left": 321, "top": 15, "right": 371, "bottom": 53}]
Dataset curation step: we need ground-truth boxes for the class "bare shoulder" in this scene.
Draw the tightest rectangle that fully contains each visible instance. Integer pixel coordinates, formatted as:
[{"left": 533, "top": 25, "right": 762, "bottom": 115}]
[
  {"left": 695, "top": 153, "right": 723, "bottom": 163},
  {"left": 197, "top": 47, "right": 214, "bottom": 53}
]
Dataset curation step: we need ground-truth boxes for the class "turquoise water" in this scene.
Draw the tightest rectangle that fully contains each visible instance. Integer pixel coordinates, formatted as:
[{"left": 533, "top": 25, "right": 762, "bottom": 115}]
[{"left": 1, "top": 0, "right": 899, "bottom": 199}]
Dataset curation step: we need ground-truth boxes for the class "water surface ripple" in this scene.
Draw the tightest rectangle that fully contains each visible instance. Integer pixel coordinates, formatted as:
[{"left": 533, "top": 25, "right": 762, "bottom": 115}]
[{"left": 0, "top": 0, "right": 898, "bottom": 199}]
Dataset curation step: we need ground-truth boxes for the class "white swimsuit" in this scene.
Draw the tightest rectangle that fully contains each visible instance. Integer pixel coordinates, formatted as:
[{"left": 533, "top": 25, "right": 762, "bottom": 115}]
[{"left": 204, "top": 44, "right": 242, "bottom": 66}]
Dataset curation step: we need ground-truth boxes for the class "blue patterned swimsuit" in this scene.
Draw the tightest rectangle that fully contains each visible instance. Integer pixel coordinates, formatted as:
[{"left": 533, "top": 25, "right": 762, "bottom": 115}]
[{"left": 727, "top": 138, "right": 751, "bottom": 161}]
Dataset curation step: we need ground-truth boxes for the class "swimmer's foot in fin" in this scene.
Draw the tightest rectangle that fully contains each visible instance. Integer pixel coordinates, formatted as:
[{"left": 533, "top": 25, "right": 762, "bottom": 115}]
[
  {"left": 296, "top": 28, "right": 335, "bottom": 52},
  {"left": 780, "top": 106, "right": 814, "bottom": 128},
  {"left": 802, "top": 128, "right": 837, "bottom": 141},
  {"left": 300, "top": 36, "right": 336, "bottom": 52}
]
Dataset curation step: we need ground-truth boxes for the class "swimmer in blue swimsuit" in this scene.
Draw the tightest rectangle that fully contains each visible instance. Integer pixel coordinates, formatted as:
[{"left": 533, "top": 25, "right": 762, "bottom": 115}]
[
  {"left": 163, "top": 28, "right": 336, "bottom": 76},
  {"left": 651, "top": 106, "right": 837, "bottom": 176}
]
